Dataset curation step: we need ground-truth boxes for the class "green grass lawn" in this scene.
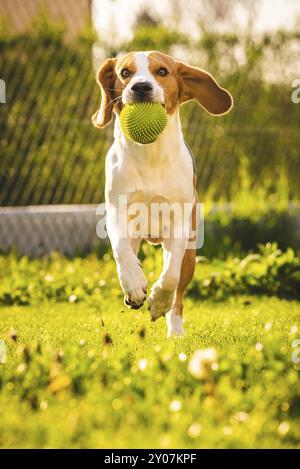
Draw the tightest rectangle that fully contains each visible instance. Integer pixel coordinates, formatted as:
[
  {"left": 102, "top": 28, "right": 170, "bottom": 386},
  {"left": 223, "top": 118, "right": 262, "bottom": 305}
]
[{"left": 0, "top": 248, "right": 300, "bottom": 448}]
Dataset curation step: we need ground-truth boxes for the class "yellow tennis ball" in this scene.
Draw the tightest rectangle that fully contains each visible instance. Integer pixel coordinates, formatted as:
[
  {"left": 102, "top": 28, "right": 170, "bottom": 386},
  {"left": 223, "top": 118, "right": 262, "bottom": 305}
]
[{"left": 120, "top": 102, "right": 168, "bottom": 144}]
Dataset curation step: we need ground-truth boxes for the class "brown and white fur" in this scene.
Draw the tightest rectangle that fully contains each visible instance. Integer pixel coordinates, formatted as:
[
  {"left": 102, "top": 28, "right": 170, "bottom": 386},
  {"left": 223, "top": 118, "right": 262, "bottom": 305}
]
[{"left": 92, "top": 51, "right": 232, "bottom": 337}]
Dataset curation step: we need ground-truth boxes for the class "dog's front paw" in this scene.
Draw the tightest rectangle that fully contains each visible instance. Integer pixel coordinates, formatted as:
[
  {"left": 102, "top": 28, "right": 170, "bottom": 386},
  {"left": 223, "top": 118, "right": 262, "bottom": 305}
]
[
  {"left": 148, "top": 282, "right": 175, "bottom": 321},
  {"left": 119, "top": 264, "right": 147, "bottom": 309}
]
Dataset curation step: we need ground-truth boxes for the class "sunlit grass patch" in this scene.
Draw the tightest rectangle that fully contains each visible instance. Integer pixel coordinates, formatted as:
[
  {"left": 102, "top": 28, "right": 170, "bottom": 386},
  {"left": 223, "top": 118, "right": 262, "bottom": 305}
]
[{"left": 0, "top": 293, "right": 299, "bottom": 448}]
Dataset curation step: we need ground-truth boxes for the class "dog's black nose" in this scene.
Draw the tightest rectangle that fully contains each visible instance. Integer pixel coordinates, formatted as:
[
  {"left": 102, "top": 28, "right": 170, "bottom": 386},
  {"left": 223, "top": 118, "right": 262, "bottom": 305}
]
[{"left": 131, "top": 81, "right": 153, "bottom": 94}]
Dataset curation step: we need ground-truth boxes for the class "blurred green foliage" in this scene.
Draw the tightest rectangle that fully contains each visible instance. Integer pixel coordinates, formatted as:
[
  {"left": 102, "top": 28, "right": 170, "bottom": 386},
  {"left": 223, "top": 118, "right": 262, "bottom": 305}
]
[
  {"left": 0, "top": 17, "right": 299, "bottom": 206},
  {"left": 124, "top": 24, "right": 188, "bottom": 51},
  {"left": 192, "top": 243, "right": 300, "bottom": 301},
  {"left": 0, "top": 243, "right": 299, "bottom": 306},
  {"left": 202, "top": 207, "right": 300, "bottom": 257}
]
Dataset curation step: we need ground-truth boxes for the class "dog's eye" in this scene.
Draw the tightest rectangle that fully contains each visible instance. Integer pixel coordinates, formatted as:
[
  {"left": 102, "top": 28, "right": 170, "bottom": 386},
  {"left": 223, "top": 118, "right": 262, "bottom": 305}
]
[
  {"left": 157, "top": 67, "right": 169, "bottom": 77},
  {"left": 121, "top": 68, "right": 131, "bottom": 78}
]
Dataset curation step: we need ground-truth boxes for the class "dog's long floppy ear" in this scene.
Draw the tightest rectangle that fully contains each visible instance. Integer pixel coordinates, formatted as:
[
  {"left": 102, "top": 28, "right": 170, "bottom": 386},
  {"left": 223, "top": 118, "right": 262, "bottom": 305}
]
[
  {"left": 92, "top": 58, "right": 117, "bottom": 128},
  {"left": 177, "top": 61, "right": 233, "bottom": 115}
]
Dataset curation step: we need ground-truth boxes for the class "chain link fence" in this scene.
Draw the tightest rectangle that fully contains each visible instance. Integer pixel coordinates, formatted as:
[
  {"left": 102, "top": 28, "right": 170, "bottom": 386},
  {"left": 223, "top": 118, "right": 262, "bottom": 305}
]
[{"left": 0, "top": 205, "right": 103, "bottom": 256}]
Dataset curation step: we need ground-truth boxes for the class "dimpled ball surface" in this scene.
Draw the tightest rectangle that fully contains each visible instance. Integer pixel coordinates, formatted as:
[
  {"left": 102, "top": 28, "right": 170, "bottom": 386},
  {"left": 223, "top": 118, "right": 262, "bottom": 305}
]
[{"left": 120, "top": 102, "right": 167, "bottom": 144}]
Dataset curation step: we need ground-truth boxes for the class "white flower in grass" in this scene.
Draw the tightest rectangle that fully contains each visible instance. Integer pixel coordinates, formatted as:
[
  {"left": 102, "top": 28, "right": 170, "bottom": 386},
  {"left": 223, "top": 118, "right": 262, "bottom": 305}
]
[
  {"left": 40, "top": 400, "right": 48, "bottom": 410},
  {"left": 138, "top": 358, "right": 148, "bottom": 371},
  {"left": 255, "top": 342, "right": 263, "bottom": 351},
  {"left": 188, "top": 422, "right": 202, "bottom": 438},
  {"left": 178, "top": 352, "right": 187, "bottom": 362},
  {"left": 188, "top": 348, "right": 217, "bottom": 379},
  {"left": 68, "top": 294, "right": 77, "bottom": 303},
  {"left": 45, "top": 274, "right": 54, "bottom": 282},
  {"left": 264, "top": 322, "right": 272, "bottom": 332},
  {"left": 278, "top": 421, "right": 290, "bottom": 436},
  {"left": 223, "top": 426, "right": 233, "bottom": 436},
  {"left": 290, "top": 325, "right": 298, "bottom": 334},
  {"left": 169, "top": 400, "right": 182, "bottom": 412},
  {"left": 235, "top": 411, "right": 249, "bottom": 422}
]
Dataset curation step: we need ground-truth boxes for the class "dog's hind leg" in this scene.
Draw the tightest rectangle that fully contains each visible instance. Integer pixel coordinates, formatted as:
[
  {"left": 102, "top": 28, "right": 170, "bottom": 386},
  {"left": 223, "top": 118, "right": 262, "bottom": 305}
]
[
  {"left": 166, "top": 247, "right": 195, "bottom": 337},
  {"left": 148, "top": 236, "right": 187, "bottom": 321},
  {"left": 166, "top": 200, "right": 198, "bottom": 336}
]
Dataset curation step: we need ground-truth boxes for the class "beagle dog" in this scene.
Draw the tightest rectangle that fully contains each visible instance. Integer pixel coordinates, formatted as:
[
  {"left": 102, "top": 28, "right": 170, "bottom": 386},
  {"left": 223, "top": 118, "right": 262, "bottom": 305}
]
[{"left": 92, "top": 51, "right": 232, "bottom": 337}]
